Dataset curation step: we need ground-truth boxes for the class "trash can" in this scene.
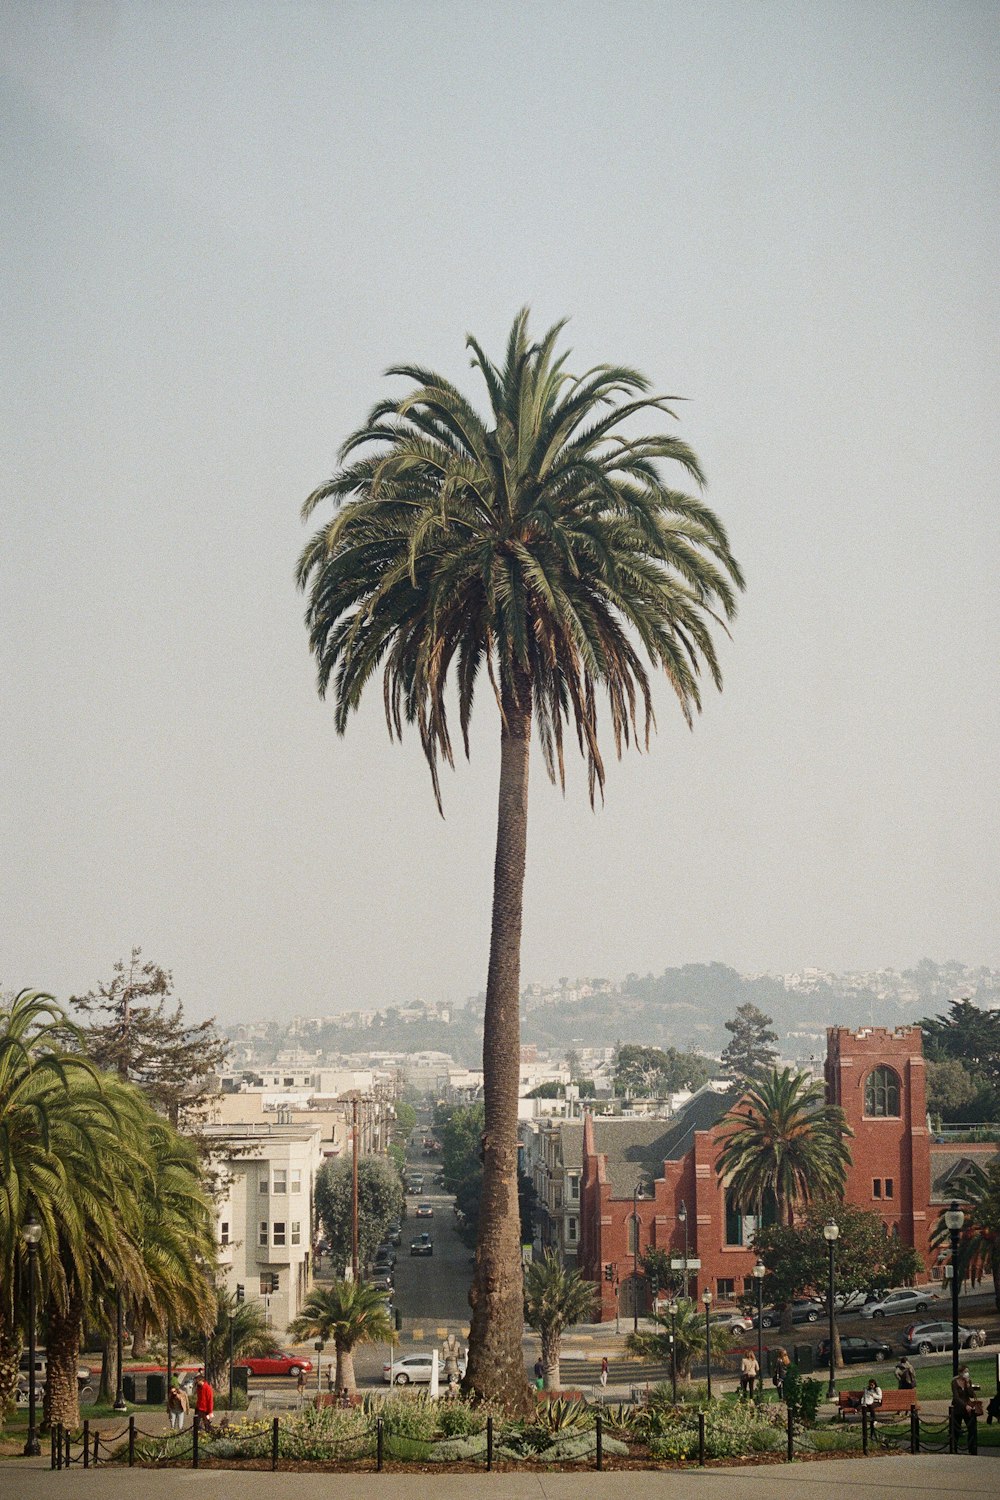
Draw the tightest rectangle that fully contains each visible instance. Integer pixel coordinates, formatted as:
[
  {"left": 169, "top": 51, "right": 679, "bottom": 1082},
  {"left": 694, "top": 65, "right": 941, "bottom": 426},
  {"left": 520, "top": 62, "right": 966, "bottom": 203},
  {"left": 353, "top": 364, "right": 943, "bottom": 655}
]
[
  {"left": 231, "top": 1367, "right": 249, "bottom": 1394},
  {"left": 123, "top": 1374, "right": 137, "bottom": 1403},
  {"left": 793, "top": 1343, "right": 814, "bottom": 1373},
  {"left": 146, "top": 1373, "right": 165, "bottom": 1405}
]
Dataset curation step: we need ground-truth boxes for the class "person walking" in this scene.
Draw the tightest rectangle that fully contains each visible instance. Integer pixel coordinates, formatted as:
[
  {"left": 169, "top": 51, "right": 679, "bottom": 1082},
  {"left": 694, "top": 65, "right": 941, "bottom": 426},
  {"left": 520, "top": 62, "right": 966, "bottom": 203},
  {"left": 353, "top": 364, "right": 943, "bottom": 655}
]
[
  {"left": 951, "top": 1364, "right": 980, "bottom": 1454},
  {"left": 740, "top": 1350, "right": 759, "bottom": 1398},
  {"left": 533, "top": 1358, "right": 544, "bottom": 1391},
  {"left": 296, "top": 1368, "right": 306, "bottom": 1403},
  {"left": 600, "top": 1356, "right": 609, "bottom": 1389},
  {"left": 894, "top": 1355, "right": 916, "bottom": 1392},
  {"left": 167, "top": 1378, "right": 189, "bottom": 1432},
  {"left": 193, "top": 1374, "right": 215, "bottom": 1435},
  {"left": 772, "top": 1348, "right": 790, "bottom": 1397}
]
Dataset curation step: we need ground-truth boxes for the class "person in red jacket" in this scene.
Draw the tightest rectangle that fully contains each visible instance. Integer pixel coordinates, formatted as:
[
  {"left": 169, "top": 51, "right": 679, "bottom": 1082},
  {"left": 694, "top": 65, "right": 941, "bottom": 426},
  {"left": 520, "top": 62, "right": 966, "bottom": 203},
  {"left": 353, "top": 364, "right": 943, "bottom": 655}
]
[{"left": 193, "top": 1374, "right": 214, "bottom": 1434}]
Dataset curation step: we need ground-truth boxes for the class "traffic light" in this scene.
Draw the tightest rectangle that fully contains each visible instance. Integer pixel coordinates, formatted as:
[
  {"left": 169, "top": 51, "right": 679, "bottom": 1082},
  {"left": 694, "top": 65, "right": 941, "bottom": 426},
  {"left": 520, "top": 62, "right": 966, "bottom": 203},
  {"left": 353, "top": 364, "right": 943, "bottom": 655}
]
[
  {"left": 235, "top": 1283, "right": 245, "bottom": 1304},
  {"left": 650, "top": 1274, "right": 659, "bottom": 1297},
  {"left": 604, "top": 1263, "right": 614, "bottom": 1282}
]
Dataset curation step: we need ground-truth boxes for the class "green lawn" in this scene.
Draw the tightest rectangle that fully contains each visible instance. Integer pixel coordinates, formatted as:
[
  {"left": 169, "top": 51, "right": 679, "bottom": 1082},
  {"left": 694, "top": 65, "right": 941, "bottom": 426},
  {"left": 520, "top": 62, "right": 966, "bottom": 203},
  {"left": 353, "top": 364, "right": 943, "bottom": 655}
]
[{"left": 835, "top": 1357, "right": 994, "bottom": 1402}]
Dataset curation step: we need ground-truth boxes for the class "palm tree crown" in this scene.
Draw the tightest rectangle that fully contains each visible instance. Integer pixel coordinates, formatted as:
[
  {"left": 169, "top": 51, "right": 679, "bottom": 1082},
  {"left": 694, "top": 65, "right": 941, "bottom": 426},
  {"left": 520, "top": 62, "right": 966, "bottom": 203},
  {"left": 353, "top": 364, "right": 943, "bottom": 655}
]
[
  {"left": 287, "top": 1280, "right": 394, "bottom": 1395},
  {"left": 715, "top": 1068, "right": 852, "bottom": 1227},
  {"left": 298, "top": 309, "right": 744, "bottom": 807}
]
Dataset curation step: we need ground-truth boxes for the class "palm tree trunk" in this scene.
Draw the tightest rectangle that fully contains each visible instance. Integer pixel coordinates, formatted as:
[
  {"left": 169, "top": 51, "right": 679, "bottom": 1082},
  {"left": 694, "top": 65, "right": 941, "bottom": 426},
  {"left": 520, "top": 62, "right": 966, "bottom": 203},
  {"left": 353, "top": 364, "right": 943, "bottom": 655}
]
[
  {"left": 98, "top": 1339, "right": 116, "bottom": 1406},
  {"left": 43, "top": 1290, "right": 83, "bottom": 1432},
  {"left": 0, "top": 1320, "right": 21, "bottom": 1422},
  {"left": 542, "top": 1332, "right": 560, "bottom": 1392},
  {"left": 334, "top": 1341, "right": 355, "bottom": 1395},
  {"left": 465, "top": 669, "right": 532, "bottom": 1408}
]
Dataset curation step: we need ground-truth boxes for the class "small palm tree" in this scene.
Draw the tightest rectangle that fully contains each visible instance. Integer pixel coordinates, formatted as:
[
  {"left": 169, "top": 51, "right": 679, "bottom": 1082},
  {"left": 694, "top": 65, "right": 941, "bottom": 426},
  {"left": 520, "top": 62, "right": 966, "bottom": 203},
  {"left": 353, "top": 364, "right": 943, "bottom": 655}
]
[
  {"left": 932, "top": 1162, "right": 1000, "bottom": 1311},
  {"left": 716, "top": 1068, "right": 852, "bottom": 1227},
  {"left": 626, "top": 1300, "right": 729, "bottom": 1386},
  {"left": 287, "top": 1281, "right": 395, "bottom": 1396},
  {"left": 524, "top": 1251, "right": 596, "bottom": 1391},
  {"left": 299, "top": 312, "right": 744, "bottom": 1402},
  {"left": 196, "top": 1291, "right": 277, "bottom": 1395}
]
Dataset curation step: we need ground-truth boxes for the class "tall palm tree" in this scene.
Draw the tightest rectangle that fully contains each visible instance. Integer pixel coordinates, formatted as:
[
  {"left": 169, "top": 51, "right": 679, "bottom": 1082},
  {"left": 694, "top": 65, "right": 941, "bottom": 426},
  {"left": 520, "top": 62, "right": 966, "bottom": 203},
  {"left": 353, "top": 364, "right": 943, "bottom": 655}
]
[
  {"left": 716, "top": 1069, "right": 852, "bottom": 1230},
  {"left": 298, "top": 311, "right": 744, "bottom": 1402},
  {"left": 524, "top": 1250, "right": 596, "bottom": 1391},
  {"left": 287, "top": 1281, "right": 394, "bottom": 1396}
]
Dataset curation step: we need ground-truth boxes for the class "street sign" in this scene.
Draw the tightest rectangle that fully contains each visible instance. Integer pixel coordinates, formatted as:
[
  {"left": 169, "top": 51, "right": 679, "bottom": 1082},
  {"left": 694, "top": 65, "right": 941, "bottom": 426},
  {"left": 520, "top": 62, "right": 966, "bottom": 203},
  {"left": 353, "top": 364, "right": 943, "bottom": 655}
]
[{"left": 670, "top": 1258, "right": 701, "bottom": 1270}]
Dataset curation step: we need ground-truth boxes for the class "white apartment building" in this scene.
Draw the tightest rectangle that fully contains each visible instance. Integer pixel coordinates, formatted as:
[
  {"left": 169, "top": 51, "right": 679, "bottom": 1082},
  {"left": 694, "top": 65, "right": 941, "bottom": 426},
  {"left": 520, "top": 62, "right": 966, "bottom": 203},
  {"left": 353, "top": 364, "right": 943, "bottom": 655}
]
[{"left": 206, "top": 1122, "right": 324, "bottom": 1331}]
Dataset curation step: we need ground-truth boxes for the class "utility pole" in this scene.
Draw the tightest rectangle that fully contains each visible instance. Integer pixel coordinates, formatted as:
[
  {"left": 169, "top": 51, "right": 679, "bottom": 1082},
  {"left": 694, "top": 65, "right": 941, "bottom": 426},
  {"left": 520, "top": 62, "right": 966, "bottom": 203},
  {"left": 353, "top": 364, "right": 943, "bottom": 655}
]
[{"left": 352, "top": 1096, "right": 360, "bottom": 1282}]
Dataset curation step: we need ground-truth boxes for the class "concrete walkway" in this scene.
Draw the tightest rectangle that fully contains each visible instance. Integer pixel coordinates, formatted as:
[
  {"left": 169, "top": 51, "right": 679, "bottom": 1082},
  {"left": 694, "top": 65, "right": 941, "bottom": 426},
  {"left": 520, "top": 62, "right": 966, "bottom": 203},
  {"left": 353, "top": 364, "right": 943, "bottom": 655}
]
[{"left": 0, "top": 1454, "right": 994, "bottom": 1498}]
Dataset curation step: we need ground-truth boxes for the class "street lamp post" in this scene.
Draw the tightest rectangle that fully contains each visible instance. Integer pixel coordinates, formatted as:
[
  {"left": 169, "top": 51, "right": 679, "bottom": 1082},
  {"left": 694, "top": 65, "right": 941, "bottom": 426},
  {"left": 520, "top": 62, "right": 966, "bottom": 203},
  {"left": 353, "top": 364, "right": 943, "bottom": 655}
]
[
  {"left": 702, "top": 1288, "right": 713, "bottom": 1401},
  {"left": 945, "top": 1200, "right": 964, "bottom": 1379},
  {"left": 667, "top": 1297, "right": 678, "bottom": 1403},
  {"left": 678, "top": 1200, "right": 688, "bottom": 1303},
  {"left": 632, "top": 1180, "right": 648, "bottom": 1335},
  {"left": 114, "top": 1290, "right": 127, "bottom": 1411},
  {"left": 752, "top": 1260, "right": 766, "bottom": 1405},
  {"left": 823, "top": 1218, "right": 840, "bottom": 1400},
  {"left": 22, "top": 1212, "right": 42, "bottom": 1457}
]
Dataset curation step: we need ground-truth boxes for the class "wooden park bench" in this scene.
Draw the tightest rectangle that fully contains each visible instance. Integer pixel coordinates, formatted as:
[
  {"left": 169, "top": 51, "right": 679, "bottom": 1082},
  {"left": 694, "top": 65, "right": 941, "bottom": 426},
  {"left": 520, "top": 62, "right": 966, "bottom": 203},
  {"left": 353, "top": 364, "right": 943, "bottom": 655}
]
[{"left": 837, "top": 1388, "right": 918, "bottom": 1422}]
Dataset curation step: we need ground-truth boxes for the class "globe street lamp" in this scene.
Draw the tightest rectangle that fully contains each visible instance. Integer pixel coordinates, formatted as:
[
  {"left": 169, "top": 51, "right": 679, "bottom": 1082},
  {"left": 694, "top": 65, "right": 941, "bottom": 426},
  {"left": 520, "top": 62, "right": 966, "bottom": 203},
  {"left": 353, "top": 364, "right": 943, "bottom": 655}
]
[
  {"left": 752, "top": 1260, "right": 766, "bottom": 1404},
  {"left": 944, "top": 1200, "right": 964, "bottom": 1378},
  {"left": 666, "top": 1297, "right": 678, "bottom": 1403},
  {"left": 22, "top": 1212, "right": 42, "bottom": 1457},
  {"left": 823, "top": 1218, "right": 840, "bottom": 1400},
  {"left": 702, "top": 1287, "right": 713, "bottom": 1401},
  {"left": 678, "top": 1200, "right": 689, "bottom": 1302}
]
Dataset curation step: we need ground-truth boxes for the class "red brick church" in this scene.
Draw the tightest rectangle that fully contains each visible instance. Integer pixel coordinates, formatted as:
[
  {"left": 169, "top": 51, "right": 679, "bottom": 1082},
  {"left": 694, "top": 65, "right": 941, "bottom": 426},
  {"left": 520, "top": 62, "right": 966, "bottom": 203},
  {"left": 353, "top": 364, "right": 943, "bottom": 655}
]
[{"left": 578, "top": 1024, "right": 949, "bottom": 1320}]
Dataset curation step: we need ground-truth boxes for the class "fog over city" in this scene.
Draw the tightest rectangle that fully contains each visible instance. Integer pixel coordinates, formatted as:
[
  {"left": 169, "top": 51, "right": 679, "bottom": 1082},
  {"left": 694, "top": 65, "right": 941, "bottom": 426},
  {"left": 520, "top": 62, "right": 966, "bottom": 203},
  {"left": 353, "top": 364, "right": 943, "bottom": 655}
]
[{"left": 3, "top": 2, "right": 998, "bottom": 1023}]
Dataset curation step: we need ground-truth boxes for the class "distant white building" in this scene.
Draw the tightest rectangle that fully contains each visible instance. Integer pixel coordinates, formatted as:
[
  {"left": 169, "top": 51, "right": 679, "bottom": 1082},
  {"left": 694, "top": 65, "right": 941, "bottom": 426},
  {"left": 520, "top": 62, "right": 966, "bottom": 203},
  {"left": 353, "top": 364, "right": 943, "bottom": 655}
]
[{"left": 206, "top": 1121, "right": 324, "bottom": 1331}]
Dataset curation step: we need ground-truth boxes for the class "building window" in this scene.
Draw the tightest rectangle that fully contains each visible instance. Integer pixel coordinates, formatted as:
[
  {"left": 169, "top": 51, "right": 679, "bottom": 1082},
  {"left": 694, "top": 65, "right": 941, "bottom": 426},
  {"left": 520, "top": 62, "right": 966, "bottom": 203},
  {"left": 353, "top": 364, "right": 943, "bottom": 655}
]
[
  {"left": 259, "top": 1221, "right": 268, "bottom": 1246},
  {"left": 259, "top": 1175, "right": 269, "bottom": 1194},
  {"left": 884, "top": 1178, "right": 894, "bottom": 1200},
  {"left": 273, "top": 1222, "right": 286, "bottom": 1247},
  {"left": 290, "top": 1169, "right": 302, "bottom": 1194},
  {"left": 291, "top": 1221, "right": 301, "bottom": 1246},
  {"left": 725, "top": 1188, "right": 777, "bottom": 1246},
  {"left": 627, "top": 1214, "right": 639, "bottom": 1254},
  {"left": 717, "top": 1278, "right": 735, "bottom": 1299},
  {"left": 283, "top": 1076, "right": 293, "bottom": 1086},
  {"left": 272, "top": 1169, "right": 287, "bottom": 1195},
  {"left": 864, "top": 1067, "right": 900, "bottom": 1118},
  {"left": 568, "top": 1174, "right": 580, "bottom": 1202},
  {"left": 220, "top": 1221, "right": 230, "bottom": 1246},
  {"left": 567, "top": 1217, "right": 578, "bottom": 1243},
  {"left": 873, "top": 1178, "right": 882, "bottom": 1199}
]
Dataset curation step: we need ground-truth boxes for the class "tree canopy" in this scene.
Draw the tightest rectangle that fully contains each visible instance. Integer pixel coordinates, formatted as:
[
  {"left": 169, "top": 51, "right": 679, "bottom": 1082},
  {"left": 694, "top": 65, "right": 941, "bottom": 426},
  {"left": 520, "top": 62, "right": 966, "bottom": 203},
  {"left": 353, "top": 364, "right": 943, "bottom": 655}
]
[
  {"left": 720, "top": 1003, "right": 779, "bottom": 1085},
  {"left": 612, "top": 1044, "right": 711, "bottom": 1097},
  {"left": 315, "top": 1156, "right": 404, "bottom": 1274}
]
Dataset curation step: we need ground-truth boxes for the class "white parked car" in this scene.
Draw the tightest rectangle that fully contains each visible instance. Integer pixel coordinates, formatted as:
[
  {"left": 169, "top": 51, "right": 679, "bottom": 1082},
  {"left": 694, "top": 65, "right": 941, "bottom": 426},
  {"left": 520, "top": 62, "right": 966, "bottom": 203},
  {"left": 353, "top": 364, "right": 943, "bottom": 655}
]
[
  {"left": 383, "top": 1352, "right": 467, "bottom": 1386},
  {"left": 859, "top": 1288, "right": 937, "bottom": 1320}
]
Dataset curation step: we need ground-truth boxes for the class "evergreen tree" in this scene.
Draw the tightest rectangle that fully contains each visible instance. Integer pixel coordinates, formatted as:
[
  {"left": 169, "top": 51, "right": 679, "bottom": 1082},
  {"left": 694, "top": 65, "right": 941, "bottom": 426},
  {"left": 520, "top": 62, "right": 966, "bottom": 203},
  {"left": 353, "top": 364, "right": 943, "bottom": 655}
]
[
  {"left": 315, "top": 1156, "right": 404, "bottom": 1273},
  {"left": 70, "top": 948, "right": 228, "bottom": 1130},
  {"left": 721, "top": 1002, "right": 779, "bottom": 1084}
]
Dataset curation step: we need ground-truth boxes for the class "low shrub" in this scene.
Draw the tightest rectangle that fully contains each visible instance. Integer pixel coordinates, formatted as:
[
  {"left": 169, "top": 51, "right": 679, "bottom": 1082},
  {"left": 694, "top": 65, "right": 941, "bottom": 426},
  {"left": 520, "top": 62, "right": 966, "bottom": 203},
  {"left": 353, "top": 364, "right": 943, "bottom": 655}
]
[
  {"left": 436, "top": 1401, "right": 488, "bottom": 1438},
  {"left": 378, "top": 1393, "right": 439, "bottom": 1442}
]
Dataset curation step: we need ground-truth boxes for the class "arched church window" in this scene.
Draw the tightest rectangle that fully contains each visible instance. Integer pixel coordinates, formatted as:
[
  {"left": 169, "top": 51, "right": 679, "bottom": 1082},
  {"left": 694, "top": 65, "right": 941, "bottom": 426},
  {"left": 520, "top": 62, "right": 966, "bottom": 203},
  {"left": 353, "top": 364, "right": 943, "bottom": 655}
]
[{"left": 864, "top": 1066, "right": 900, "bottom": 1118}]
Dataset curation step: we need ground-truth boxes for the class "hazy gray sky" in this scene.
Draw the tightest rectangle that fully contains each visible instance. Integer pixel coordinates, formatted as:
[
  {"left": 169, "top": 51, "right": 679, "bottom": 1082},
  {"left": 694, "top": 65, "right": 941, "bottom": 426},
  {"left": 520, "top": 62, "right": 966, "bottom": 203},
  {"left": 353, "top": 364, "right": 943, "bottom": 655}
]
[{"left": 3, "top": 1, "right": 998, "bottom": 1023}]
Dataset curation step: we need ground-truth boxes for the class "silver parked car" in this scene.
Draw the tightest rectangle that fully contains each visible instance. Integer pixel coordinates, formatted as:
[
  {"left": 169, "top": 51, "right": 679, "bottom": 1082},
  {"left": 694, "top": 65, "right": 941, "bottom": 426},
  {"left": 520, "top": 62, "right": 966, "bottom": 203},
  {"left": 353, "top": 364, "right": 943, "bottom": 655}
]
[
  {"left": 859, "top": 1288, "right": 937, "bottom": 1319},
  {"left": 902, "top": 1321, "right": 984, "bottom": 1354}
]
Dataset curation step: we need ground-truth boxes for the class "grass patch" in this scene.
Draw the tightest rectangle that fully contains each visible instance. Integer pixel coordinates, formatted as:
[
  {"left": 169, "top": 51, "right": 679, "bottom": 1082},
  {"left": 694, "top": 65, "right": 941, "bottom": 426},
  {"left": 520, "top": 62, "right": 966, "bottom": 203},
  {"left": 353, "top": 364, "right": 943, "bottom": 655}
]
[{"left": 835, "top": 1357, "right": 993, "bottom": 1402}]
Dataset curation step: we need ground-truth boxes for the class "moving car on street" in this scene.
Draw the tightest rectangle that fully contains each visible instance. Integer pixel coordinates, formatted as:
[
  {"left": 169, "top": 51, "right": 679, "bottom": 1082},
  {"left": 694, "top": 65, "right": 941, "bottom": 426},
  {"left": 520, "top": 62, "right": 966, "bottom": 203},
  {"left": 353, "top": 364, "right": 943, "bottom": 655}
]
[
  {"left": 236, "top": 1352, "right": 313, "bottom": 1377},
  {"left": 859, "top": 1288, "right": 937, "bottom": 1320},
  {"left": 753, "top": 1298, "right": 824, "bottom": 1329},
  {"left": 410, "top": 1232, "right": 434, "bottom": 1257},
  {"left": 415, "top": 1202, "right": 434, "bottom": 1218}
]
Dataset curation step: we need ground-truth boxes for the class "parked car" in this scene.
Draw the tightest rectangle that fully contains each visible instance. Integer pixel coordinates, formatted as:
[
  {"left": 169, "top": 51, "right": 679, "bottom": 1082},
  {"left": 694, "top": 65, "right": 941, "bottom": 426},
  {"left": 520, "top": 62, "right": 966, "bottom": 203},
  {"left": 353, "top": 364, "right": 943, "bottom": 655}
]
[
  {"left": 753, "top": 1298, "right": 825, "bottom": 1329},
  {"left": 902, "top": 1321, "right": 984, "bottom": 1354},
  {"left": 386, "top": 1222, "right": 402, "bottom": 1246},
  {"left": 383, "top": 1352, "right": 466, "bottom": 1385},
  {"left": 710, "top": 1310, "right": 753, "bottom": 1334},
  {"left": 817, "top": 1335, "right": 892, "bottom": 1365},
  {"left": 410, "top": 1233, "right": 434, "bottom": 1257},
  {"left": 369, "top": 1271, "right": 394, "bottom": 1293},
  {"left": 18, "top": 1352, "right": 92, "bottom": 1389},
  {"left": 374, "top": 1243, "right": 396, "bottom": 1266},
  {"left": 859, "top": 1288, "right": 937, "bottom": 1320},
  {"left": 236, "top": 1352, "right": 313, "bottom": 1377},
  {"left": 415, "top": 1202, "right": 434, "bottom": 1219}
]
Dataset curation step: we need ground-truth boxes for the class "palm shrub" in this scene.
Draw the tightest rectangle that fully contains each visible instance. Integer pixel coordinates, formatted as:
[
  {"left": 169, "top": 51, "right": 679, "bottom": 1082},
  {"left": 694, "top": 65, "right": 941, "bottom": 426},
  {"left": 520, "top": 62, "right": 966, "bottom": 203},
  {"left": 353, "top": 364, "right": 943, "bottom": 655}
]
[
  {"left": 287, "top": 1280, "right": 394, "bottom": 1395},
  {"left": 931, "top": 1160, "right": 1000, "bottom": 1310},
  {"left": 299, "top": 312, "right": 743, "bottom": 1401},
  {"left": 188, "top": 1288, "right": 277, "bottom": 1394},
  {"left": 626, "top": 1298, "right": 730, "bottom": 1383},
  {"left": 523, "top": 1250, "right": 596, "bottom": 1390}
]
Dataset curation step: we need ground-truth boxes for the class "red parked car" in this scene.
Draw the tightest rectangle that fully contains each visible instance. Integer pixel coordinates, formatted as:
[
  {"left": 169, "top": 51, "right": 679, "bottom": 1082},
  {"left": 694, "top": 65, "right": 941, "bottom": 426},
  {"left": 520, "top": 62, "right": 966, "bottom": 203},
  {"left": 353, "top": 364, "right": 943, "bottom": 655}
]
[{"left": 236, "top": 1352, "right": 313, "bottom": 1377}]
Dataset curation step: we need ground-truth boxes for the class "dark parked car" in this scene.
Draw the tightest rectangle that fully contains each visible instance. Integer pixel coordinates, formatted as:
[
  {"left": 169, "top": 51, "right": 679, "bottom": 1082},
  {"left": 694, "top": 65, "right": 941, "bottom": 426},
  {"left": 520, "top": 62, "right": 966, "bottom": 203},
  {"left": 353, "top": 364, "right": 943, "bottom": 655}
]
[
  {"left": 753, "top": 1299, "right": 824, "bottom": 1329},
  {"left": 817, "top": 1335, "right": 892, "bottom": 1365}
]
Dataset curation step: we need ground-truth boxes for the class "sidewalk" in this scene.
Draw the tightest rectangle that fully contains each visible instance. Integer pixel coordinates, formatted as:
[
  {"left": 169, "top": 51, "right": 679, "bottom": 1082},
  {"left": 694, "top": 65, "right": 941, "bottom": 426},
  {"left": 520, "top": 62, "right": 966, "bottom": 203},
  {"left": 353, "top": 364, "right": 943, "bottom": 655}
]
[{"left": 0, "top": 1454, "right": 995, "bottom": 1498}]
